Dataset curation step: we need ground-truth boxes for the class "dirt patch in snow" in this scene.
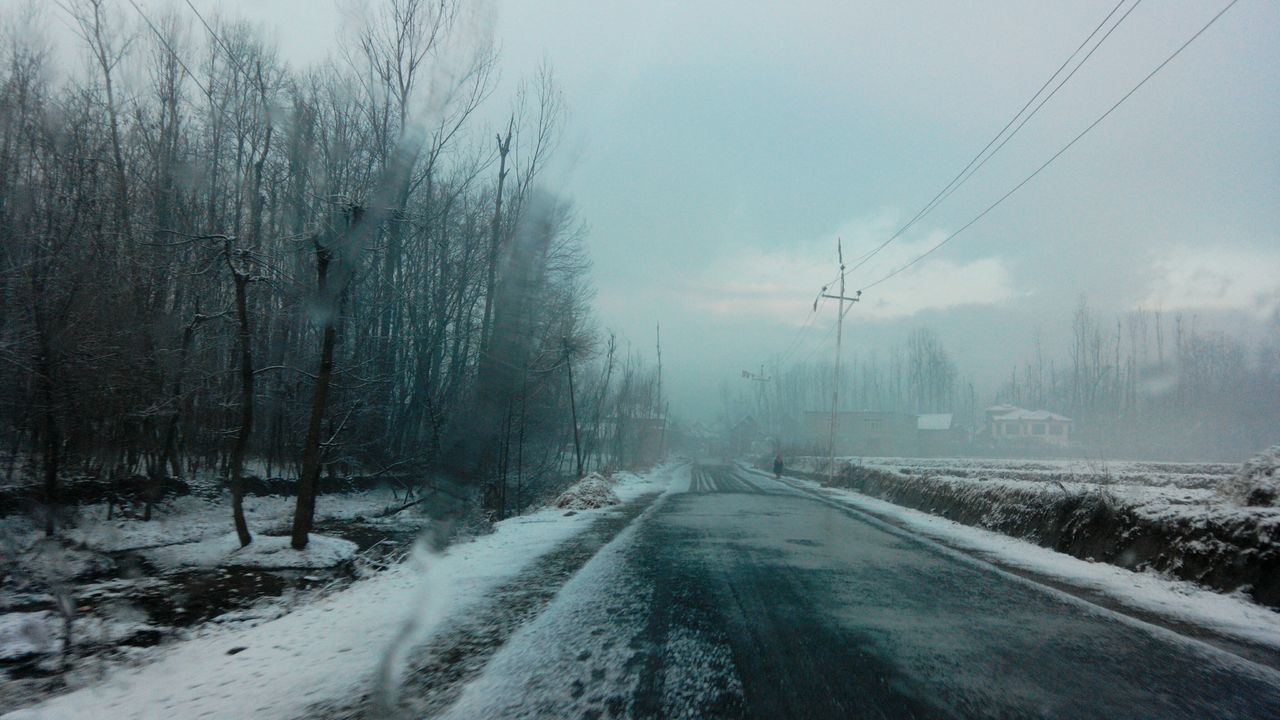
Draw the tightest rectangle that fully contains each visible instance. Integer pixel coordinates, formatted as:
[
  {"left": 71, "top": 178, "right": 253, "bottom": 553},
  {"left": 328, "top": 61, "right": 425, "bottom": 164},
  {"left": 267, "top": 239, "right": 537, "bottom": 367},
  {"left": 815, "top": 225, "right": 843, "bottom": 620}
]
[{"left": 551, "top": 473, "right": 620, "bottom": 511}]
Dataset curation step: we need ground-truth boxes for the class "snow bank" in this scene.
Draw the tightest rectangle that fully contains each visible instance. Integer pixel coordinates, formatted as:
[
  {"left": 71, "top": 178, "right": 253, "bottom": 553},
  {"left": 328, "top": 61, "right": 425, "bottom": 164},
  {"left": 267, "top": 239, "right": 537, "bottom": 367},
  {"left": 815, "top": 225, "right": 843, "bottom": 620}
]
[
  {"left": 0, "top": 611, "right": 61, "bottom": 662},
  {"left": 780, "top": 456, "right": 1280, "bottom": 609},
  {"left": 2, "top": 463, "right": 688, "bottom": 720},
  {"left": 551, "top": 472, "right": 619, "bottom": 510},
  {"left": 141, "top": 533, "right": 358, "bottom": 570},
  {"left": 61, "top": 489, "right": 404, "bottom": 555},
  {"left": 1220, "top": 445, "right": 1280, "bottom": 507}
]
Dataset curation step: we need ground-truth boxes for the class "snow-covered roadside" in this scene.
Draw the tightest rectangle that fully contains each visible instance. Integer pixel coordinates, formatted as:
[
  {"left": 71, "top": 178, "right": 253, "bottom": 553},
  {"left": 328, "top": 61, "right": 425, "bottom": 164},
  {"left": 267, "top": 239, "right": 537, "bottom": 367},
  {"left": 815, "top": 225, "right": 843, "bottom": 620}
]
[
  {"left": 59, "top": 490, "right": 405, "bottom": 554},
  {"left": 2, "top": 464, "right": 686, "bottom": 720},
  {"left": 778, "top": 455, "right": 1280, "bottom": 608},
  {"left": 141, "top": 533, "right": 359, "bottom": 571},
  {"left": 743, "top": 465, "right": 1280, "bottom": 652}
]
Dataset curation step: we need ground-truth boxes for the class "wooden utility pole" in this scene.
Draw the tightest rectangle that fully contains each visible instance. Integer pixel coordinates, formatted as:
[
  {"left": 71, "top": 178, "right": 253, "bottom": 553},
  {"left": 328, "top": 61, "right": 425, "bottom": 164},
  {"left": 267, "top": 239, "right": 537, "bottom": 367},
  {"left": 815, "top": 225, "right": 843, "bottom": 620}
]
[{"left": 817, "top": 238, "right": 861, "bottom": 485}]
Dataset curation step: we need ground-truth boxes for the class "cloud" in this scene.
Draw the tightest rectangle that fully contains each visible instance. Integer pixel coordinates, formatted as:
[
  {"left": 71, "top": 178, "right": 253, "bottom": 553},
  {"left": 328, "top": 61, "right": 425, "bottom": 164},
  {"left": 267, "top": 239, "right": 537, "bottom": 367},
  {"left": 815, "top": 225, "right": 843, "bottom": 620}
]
[
  {"left": 1141, "top": 244, "right": 1280, "bottom": 319},
  {"left": 675, "top": 215, "right": 1017, "bottom": 324}
]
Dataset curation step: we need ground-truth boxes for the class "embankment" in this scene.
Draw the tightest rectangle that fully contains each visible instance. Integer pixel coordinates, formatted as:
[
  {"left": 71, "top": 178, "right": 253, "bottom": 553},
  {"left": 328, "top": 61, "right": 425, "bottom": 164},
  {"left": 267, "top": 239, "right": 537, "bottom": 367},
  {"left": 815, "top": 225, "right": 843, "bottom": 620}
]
[{"left": 777, "top": 459, "right": 1280, "bottom": 609}]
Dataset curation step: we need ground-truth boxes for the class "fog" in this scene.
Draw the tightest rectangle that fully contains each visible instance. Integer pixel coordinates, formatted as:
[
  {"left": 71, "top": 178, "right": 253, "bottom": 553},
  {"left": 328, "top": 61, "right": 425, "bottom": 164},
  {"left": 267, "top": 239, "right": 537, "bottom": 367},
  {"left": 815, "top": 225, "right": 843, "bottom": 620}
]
[
  {"left": 2, "top": 0, "right": 1277, "bottom": 475},
  {"left": 5, "top": 2, "right": 1280, "bottom": 714}
]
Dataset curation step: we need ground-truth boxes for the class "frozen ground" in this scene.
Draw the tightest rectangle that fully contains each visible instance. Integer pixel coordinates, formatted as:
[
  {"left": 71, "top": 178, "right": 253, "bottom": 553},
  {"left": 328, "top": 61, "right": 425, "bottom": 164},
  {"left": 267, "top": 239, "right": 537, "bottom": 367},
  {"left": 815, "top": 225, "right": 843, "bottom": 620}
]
[
  {"left": 551, "top": 472, "right": 620, "bottom": 510},
  {"left": 804, "top": 455, "right": 1280, "bottom": 606},
  {"left": 1, "top": 464, "right": 683, "bottom": 719},
  {"left": 141, "top": 533, "right": 359, "bottom": 571},
  {"left": 0, "top": 486, "right": 430, "bottom": 710},
  {"left": 791, "top": 454, "right": 1238, "bottom": 489}
]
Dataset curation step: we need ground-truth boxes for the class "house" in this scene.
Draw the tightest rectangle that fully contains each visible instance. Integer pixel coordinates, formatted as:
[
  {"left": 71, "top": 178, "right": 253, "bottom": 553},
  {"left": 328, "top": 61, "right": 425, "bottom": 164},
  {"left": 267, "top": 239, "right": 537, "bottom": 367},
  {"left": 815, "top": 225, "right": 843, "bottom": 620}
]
[
  {"left": 917, "top": 413, "right": 961, "bottom": 456},
  {"left": 729, "top": 414, "right": 761, "bottom": 455},
  {"left": 803, "top": 411, "right": 918, "bottom": 457},
  {"left": 984, "top": 404, "right": 1019, "bottom": 426},
  {"left": 987, "top": 406, "right": 1072, "bottom": 448}
]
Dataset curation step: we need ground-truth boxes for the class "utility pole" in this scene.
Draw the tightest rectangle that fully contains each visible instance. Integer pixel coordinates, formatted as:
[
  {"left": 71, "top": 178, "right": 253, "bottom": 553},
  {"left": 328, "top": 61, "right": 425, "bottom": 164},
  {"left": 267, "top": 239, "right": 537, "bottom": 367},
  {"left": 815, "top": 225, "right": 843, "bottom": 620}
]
[
  {"left": 741, "top": 363, "right": 772, "bottom": 442},
  {"left": 656, "top": 322, "right": 666, "bottom": 461},
  {"left": 815, "top": 238, "right": 861, "bottom": 485}
]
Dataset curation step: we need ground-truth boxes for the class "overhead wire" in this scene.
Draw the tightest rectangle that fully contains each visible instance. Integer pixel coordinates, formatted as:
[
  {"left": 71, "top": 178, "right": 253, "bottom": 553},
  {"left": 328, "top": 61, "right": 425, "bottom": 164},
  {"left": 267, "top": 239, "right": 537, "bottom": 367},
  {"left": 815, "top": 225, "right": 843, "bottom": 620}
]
[
  {"left": 857, "top": 0, "right": 1240, "bottom": 294},
  {"left": 125, "top": 0, "right": 212, "bottom": 100},
  {"left": 922, "top": 0, "right": 1145, "bottom": 222},
  {"left": 840, "top": 0, "right": 1131, "bottom": 280},
  {"left": 183, "top": 0, "right": 253, "bottom": 83},
  {"left": 773, "top": 263, "right": 845, "bottom": 366}
]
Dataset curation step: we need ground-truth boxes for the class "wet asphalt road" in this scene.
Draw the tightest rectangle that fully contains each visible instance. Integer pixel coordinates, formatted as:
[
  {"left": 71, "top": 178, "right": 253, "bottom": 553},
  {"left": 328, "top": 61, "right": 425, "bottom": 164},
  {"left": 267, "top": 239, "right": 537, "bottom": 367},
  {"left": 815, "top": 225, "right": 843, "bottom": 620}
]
[{"left": 440, "top": 464, "right": 1280, "bottom": 719}]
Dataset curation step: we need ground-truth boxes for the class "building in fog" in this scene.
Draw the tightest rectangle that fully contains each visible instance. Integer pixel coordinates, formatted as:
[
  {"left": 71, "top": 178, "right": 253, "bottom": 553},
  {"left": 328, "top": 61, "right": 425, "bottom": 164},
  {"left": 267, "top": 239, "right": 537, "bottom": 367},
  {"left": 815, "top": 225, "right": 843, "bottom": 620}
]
[
  {"left": 986, "top": 406, "right": 1072, "bottom": 448},
  {"left": 802, "top": 411, "right": 918, "bottom": 457},
  {"left": 917, "top": 413, "right": 963, "bottom": 456},
  {"left": 729, "top": 414, "right": 761, "bottom": 455}
]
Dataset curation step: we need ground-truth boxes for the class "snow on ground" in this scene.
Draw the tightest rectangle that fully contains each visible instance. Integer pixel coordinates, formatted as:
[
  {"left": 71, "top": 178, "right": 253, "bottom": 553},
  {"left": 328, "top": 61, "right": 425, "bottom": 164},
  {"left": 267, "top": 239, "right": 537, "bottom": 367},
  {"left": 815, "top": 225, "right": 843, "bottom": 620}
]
[
  {"left": 60, "top": 489, "right": 404, "bottom": 554},
  {"left": 141, "top": 533, "right": 358, "bottom": 571},
  {"left": 440, "top": 482, "right": 673, "bottom": 719},
  {"left": 0, "top": 613, "right": 61, "bottom": 662},
  {"left": 788, "top": 455, "right": 1238, "bottom": 489},
  {"left": 552, "top": 472, "right": 620, "bottom": 510},
  {"left": 1, "top": 463, "right": 686, "bottom": 720},
  {"left": 1220, "top": 445, "right": 1280, "bottom": 507},
  {"left": 746, "top": 465, "right": 1280, "bottom": 651},
  {"left": 786, "top": 454, "right": 1278, "bottom": 540}
]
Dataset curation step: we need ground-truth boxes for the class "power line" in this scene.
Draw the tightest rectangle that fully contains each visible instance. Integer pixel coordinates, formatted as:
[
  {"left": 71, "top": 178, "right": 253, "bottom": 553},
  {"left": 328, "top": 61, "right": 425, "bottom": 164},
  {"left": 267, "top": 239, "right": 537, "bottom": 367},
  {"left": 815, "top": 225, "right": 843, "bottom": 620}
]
[
  {"left": 841, "top": 0, "right": 1131, "bottom": 280},
  {"left": 858, "top": 0, "right": 1240, "bottom": 294},
  {"left": 781, "top": 0, "right": 1132, "bottom": 368},
  {"left": 773, "top": 262, "right": 847, "bottom": 366},
  {"left": 125, "top": 0, "right": 212, "bottom": 99},
  {"left": 183, "top": 0, "right": 253, "bottom": 83},
  {"left": 775, "top": 306, "right": 820, "bottom": 365},
  {"left": 924, "top": 0, "right": 1145, "bottom": 221}
]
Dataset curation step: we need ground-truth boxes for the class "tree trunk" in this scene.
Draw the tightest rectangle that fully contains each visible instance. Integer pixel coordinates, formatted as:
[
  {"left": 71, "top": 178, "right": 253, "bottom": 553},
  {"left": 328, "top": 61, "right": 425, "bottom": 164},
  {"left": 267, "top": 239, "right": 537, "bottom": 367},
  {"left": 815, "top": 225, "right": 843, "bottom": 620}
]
[
  {"left": 39, "top": 351, "right": 59, "bottom": 537},
  {"left": 479, "top": 122, "right": 513, "bottom": 357},
  {"left": 229, "top": 267, "right": 254, "bottom": 548},
  {"left": 565, "top": 341, "right": 583, "bottom": 478},
  {"left": 292, "top": 243, "right": 339, "bottom": 550}
]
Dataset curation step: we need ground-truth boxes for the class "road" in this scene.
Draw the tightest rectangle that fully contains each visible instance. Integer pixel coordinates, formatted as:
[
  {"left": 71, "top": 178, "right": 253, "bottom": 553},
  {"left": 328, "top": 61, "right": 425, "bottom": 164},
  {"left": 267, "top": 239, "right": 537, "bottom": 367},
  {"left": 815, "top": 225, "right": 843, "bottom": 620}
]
[{"left": 437, "top": 463, "right": 1280, "bottom": 719}]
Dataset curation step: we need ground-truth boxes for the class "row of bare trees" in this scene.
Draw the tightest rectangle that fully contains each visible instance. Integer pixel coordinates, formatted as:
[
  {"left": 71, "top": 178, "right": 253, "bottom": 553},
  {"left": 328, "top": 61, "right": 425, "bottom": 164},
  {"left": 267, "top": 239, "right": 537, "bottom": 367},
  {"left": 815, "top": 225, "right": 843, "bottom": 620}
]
[
  {"left": 730, "top": 328, "right": 973, "bottom": 439},
  {"left": 994, "top": 299, "right": 1279, "bottom": 460},
  {"left": 741, "top": 301, "right": 1276, "bottom": 460},
  {"left": 0, "top": 0, "right": 663, "bottom": 544}
]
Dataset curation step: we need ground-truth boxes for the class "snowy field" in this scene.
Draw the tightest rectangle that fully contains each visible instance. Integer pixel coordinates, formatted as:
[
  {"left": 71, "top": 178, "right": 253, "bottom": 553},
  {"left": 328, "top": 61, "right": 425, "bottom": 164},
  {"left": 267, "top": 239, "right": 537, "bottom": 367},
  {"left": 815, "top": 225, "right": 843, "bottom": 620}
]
[
  {"left": 786, "top": 454, "right": 1266, "bottom": 526},
  {"left": 782, "top": 453, "right": 1280, "bottom": 609},
  {"left": 0, "top": 464, "right": 685, "bottom": 719},
  {"left": 792, "top": 455, "right": 1237, "bottom": 489}
]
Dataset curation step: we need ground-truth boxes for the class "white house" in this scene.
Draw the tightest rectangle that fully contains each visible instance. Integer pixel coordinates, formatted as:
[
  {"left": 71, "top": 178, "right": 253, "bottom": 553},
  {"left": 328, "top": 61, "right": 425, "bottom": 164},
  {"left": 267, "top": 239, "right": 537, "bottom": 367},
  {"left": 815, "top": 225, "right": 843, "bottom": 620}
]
[{"left": 988, "top": 407, "right": 1072, "bottom": 448}]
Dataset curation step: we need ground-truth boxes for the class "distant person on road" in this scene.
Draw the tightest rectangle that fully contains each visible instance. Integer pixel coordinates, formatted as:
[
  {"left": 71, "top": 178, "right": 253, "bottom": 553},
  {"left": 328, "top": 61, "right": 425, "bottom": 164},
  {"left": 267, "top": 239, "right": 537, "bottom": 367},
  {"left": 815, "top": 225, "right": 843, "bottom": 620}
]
[{"left": 773, "top": 452, "right": 784, "bottom": 479}]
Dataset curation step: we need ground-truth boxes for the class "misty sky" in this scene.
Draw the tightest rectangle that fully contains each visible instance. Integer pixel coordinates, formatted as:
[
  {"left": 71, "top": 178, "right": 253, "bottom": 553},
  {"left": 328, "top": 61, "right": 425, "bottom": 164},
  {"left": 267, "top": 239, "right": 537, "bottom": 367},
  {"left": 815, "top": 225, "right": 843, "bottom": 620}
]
[{"left": 16, "top": 0, "right": 1280, "bottom": 420}]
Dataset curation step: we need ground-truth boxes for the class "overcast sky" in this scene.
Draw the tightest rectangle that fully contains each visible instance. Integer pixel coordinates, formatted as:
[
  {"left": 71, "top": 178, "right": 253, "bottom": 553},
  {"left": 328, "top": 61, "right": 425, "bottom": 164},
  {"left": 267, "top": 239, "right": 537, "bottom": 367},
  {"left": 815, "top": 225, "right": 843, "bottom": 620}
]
[{"left": 15, "top": 0, "right": 1279, "bottom": 420}]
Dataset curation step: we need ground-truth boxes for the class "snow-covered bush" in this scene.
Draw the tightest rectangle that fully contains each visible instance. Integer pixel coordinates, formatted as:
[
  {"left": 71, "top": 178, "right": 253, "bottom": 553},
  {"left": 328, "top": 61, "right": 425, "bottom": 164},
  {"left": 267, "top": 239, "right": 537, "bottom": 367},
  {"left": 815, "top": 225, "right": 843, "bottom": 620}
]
[
  {"left": 1220, "top": 445, "right": 1280, "bottom": 507},
  {"left": 551, "top": 473, "right": 619, "bottom": 510}
]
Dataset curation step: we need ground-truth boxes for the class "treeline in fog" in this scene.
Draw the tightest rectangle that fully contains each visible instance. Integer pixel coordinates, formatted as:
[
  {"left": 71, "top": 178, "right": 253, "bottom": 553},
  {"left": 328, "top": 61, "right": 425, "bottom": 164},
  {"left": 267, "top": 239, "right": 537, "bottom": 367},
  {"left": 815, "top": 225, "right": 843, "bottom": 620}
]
[
  {"left": 733, "top": 300, "right": 1277, "bottom": 461},
  {"left": 0, "top": 0, "right": 663, "bottom": 543}
]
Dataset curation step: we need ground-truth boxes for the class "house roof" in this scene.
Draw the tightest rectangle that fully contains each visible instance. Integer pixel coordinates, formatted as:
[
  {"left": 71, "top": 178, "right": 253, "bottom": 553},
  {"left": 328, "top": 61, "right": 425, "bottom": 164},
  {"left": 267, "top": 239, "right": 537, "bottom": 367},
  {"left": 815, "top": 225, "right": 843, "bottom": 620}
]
[
  {"left": 917, "top": 413, "right": 953, "bottom": 431},
  {"left": 986, "top": 404, "right": 1019, "bottom": 413},
  {"left": 993, "top": 409, "right": 1072, "bottom": 422}
]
